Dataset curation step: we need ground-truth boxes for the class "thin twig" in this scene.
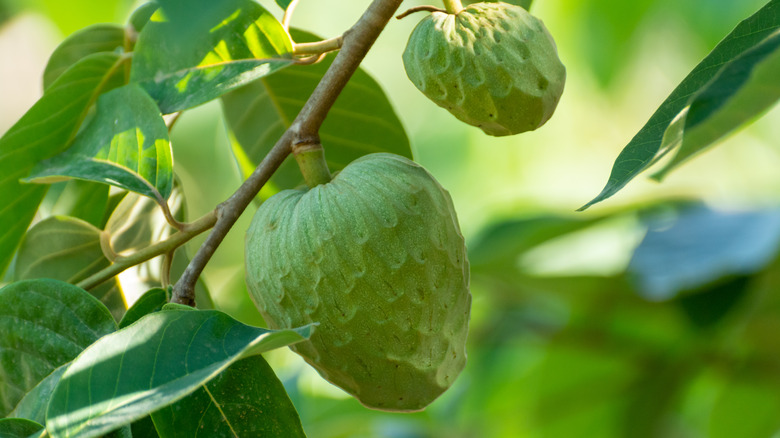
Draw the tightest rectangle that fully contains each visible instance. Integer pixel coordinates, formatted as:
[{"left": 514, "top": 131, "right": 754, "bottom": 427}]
[
  {"left": 293, "top": 35, "right": 344, "bottom": 56},
  {"left": 170, "top": 0, "right": 406, "bottom": 305},
  {"left": 396, "top": 5, "right": 447, "bottom": 19},
  {"left": 282, "top": 0, "right": 300, "bottom": 29}
]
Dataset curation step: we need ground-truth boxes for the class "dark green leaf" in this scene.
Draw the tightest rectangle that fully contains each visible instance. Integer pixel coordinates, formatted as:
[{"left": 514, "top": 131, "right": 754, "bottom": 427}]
[
  {"left": 46, "top": 309, "right": 313, "bottom": 438},
  {"left": 9, "top": 364, "right": 68, "bottom": 425},
  {"left": 222, "top": 29, "right": 412, "bottom": 190},
  {"left": 131, "top": 0, "right": 293, "bottom": 113},
  {"left": 26, "top": 84, "right": 174, "bottom": 203},
  {"left": 131, "top": 416, "right": 160, "bottom": 438},
  {"left": 14, "top": 216, "right": 127, "bottom": 321},
  {"left": 43, "top": 24, "right": 125, "bottom": 90},
  {"left": 628, "top": 206, "right": 780, "bottom": 300},
  {"left": 128, "top": 1, "right": 159, "bottom": 33},
  {"left": 0, "top": 418, "right": 43, "bottom": 437},
  {"left": 677, "top": 276, "right": 750, "bottom": 328},
  {"left": 0, "top": 279, "right": 116, "bottom": 416},
  {"left": 119, "top": 288, "right": 169, "bottom": 329},
  {"left": 152, "top": 355, "right": 306, "bottom": 437},
  {"left": 652, "top": 29, "right": 780, "bottom": 179},
  {"left": 275, "top": 0, "right": 293, "bottom": 9},
  {"left": 49, "top": 180, "right": 110, "bottom": 228},
  {"left": 0, "top": 52, "right": 125, "bottom": 276},
  {"left": 581, "top": 0, "right": 780, "bottom": 209}
]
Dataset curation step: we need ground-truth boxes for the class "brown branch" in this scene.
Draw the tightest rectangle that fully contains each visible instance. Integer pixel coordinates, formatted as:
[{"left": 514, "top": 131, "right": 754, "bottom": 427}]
[{"left": 170, "top": 0, "right": 405, "bottom": 305}]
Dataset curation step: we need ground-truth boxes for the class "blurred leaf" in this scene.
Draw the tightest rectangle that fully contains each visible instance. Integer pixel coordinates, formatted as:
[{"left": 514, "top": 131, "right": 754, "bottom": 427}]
[
  {"left": 468, "top": 215, "right": 607, "bottom": 270},
  {"left": 131, "top": 0, "right": 293, "bottom": 113},
  {"left": 36, "top": 0, "right": 134, "bottom": 36},
  {"left": 152, "top": 355, "right": 306, "bottom": 437},
  {"left": 50, "top": 179, "right": 110, "bottom": 228},
  {"left": 709, "top": 378, "right": 780, "bottom": 438},
  {"left": 119, "top": 287, "right": 168, "bottom": 329},
  {"left": 275, "top": 0, "right": 293, "bottom": 9},
  {"left": 26, "top": 84, "right": 174, "bottom": 204},
  {"left": 628, "top": 206, "right": 780, "bottom": 300},
  {"left": 105, "top": 192, "right": 175, "bottom": 256},
  {"left": 677, "top": 276, "right": 750, "bottom": 328},
  {"left": 0, "top": 418, "right": 43, "bottom": 437},
  {"left": 653, "top": 29, "right": 780, "bottom": 179},
  {"left": 9, "top": 364, "right": 68, "bottom": 425},
  {"left": 222, "top": 29, "right": 411, "bottom": 190},
  {"left": 0, "top": 52, "right": 125, "bottom": 277},
  {"left": 14, "top": 216, "right": 127, "bottom": 320},
  {"left": 46, "top": 309, "right": 313, "bottom": 438},
  {"left": 0, "top": 279, "right": 116, "bottom": 416},
  {"left": 43, "top": 24, "right": 125, "bottom": 90},
  {"left": 581, "top": 0, "right": 780, "bottom": 209}
]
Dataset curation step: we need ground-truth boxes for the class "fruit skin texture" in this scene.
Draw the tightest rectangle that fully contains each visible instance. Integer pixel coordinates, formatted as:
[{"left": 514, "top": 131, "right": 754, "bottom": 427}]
[
  {"left": 402, "top": 2, "right": 566, "bottom": 136},
  {"left": 245, "top": 153, "right": 470, "bottom": 412}
]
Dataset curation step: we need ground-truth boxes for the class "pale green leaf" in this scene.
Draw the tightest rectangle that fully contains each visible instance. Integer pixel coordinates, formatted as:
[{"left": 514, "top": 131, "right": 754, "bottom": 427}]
[
  {"left": 581, "top": 0, "right": 780, "bottom": 209},
  {"left": 0, "top": 52, "right": 126, "bottom": 276},
  {"left": 26, "top": 84, "right": 174, "bottom": 203},
  {"left": 14, "top": 216, "right": 127, "bottom": 321},
  {"left": 152, "top": 355, "right": 306, "bottom": 437},
  {"left": 48, "top": 180, "right": 110, "bottom": 228},
  {"left": 43, "top": 24, "right": 125, "bottom": 90},
  {"left": 0, "top": 279, "right": 116, "bottom": 416},
  {"left": 46, "top": 309, "right": 313, "bottom": 438},
  {"left": 652, "top": 29, "right": 780, "bottom": 179},
  {"left": 131, "top": 0, "right": 294, "bottom": 113},
  {"left": 222, "top": 29, "right": 412, "bottom": 190}
]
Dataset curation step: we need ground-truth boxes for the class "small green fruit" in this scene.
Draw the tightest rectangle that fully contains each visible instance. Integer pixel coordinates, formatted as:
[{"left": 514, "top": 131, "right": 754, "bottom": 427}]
[
  {"left": 245, "top": 153, "right": 470, "bottom": 412},
  {"left": 402, "top": 2, "right": 566, "bottom": 136}
]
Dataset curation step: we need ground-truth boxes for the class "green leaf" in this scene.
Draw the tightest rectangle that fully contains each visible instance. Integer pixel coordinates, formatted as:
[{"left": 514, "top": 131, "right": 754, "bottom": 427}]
[
  {"left": 46, "top": 309, "right": 313, "bottom": 438},
  {"left": 581, "top": 0, "right": 780, "bottom": 210},
  {"left": 131, "top": 416, "right": 160, "bottom": 438},
  {"left": 0, "top": 52, "right": 126, "bottom": 276},
  {"left": 652, "top": 29, "right": 780, "bottom": 179},
  {"left": 222, "top": 29, "right": 412, "bottom": 190},
  {"left": 275, "top": 0, "right": 293, "bottom": 9},
  {"left": 14, "top": 216, "right": 127, "bottom": 321},
  {"left": 9, "top": 364, "right": 68, "bottom": 425},
  {"left": 152, "top": 355, "right": 306, "bottom": 437},
  {"left": 119, "top": 288, "right": 169, "bottom": 329},
  {"left": 0, "top": 418, "right": 43, "bottom": 438},
  {"left": 0, "top": 279, "right": 116, "bottom": 416},
  {"left": 709, "top": 378, "right": 780, "bottom": 438},
  {"left": 130, "top": 0, "right": 294, "bottom": 113},
  {"left": 49, "top": 180, "right": 110, "bottom": 228},
  {"left": 26, "top": 84, "right": 174, "bottom": 203},
  {"left": 43, "top": 24, "right": 125, "bottom": 90},
  {"left": 128, "top": 2, "right": 159, "bottom": 33}
]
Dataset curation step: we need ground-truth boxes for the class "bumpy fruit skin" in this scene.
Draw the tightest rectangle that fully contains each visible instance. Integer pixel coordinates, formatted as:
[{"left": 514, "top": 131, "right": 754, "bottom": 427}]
[
  {"left": 245, "top": 153, "right": 470, "bottom": 412},
  {"left": 403, "top": 2, "right": 566, "bottom": 136}
]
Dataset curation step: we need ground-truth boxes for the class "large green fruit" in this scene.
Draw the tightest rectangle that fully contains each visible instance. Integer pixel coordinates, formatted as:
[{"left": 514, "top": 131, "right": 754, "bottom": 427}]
[
  {"left": 245, "top": 153, "right": 470, "bottom": 411},
  {"left": 402, "top": 2, "right": 566, "bottom": 136}
]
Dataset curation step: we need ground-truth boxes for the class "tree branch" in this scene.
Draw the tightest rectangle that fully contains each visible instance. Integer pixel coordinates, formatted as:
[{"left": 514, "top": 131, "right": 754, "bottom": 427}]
[{"left": 170, "top": 0, "right": 405, "bottom": 305}]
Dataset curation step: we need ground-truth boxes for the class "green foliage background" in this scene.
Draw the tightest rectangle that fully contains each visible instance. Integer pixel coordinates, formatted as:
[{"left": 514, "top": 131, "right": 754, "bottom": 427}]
[{"left": 2, "top": 0, "right": 780, "bottom": 437}]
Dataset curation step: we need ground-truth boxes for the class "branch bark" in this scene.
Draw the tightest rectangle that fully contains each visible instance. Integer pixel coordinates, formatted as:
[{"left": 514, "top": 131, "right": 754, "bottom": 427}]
[{"left": 171, "top": 0, "right": 405, "bottom": 305}]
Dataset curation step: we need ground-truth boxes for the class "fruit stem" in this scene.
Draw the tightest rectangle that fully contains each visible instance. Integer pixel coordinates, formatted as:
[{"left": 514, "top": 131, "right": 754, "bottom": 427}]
[
  {"left": 442, "top": 0, "right": 463, "bottom": 14},
  {"left": 294, "top": 141, "right": 332, "bottom": 187}
]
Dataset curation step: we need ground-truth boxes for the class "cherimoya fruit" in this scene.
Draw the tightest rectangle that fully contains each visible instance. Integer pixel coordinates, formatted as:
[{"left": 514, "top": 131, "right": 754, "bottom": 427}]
[
  {"left": 245, "top": 153, "right": 471, "bottom": 411},
  {"left": 403, "top": 2, "right": 566, "bottom": 136}
]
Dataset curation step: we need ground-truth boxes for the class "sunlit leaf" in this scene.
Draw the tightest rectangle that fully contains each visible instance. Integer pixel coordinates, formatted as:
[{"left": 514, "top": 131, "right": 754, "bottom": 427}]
[
  {"left": 104, "top": 191, "right": 178, "bottom": 256},
  {"left": 9, "top": 364, "right": 68, "bottom": 425},
  {"left": 0, "top": 52, "right": 125, "bottom": 276},
  {"left": 222, "top": 29, "right": 412, "bottom": 190},
  {"left": 119, "top": 288, "right": 169, "bottom": 329},
  {"left": 43, "top": 24, "right": 125, "bottom": 90},
  {"left": 128, "top": 1, "right": 159, "bottom": 33},
  {"left": 0, "top": 279, "right": 116, "bottom": 416},
  {"left": 709, "top": 378, "right": 780, "bottom": 438},
  {"left": 652, "top": 29, "right": 780, "bottom": 179},
  {"left": 46, "top": 309, "right": 313, "bottom": 438},
  {"left": 152, "top": 355, "right": 306, "bottom": 437},
  {"left": 581, "top": 0, "right": 780, "bottom": 209},
  {"left": 0, "top": 418, "right": 43, "bottom": 437},
  {"left": 26, "top": 84, "right": 174, "bottom": 204},
  {"left": 131, "top": 0, "right": 294, "bottom": 113},
  {"left": 14, "top": 216, "right": 127, "bottom": 321}
]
